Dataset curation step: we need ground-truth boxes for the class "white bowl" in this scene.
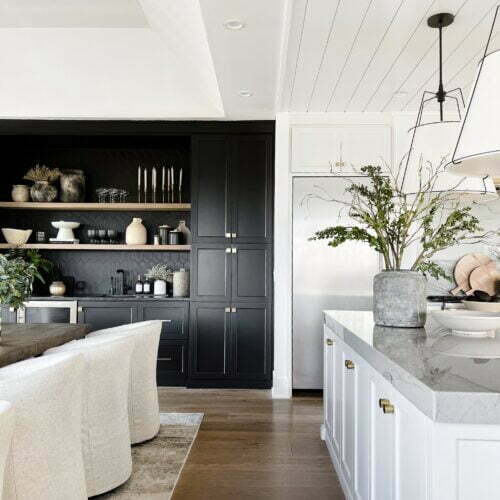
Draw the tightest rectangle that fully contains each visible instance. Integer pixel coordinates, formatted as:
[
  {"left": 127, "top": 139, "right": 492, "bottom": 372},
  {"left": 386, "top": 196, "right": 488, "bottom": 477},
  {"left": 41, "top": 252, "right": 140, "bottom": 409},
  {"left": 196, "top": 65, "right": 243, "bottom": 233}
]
[
  {"left": 431, "top": 310, "right": 500, "bottom": 338},
  {"left": 1, "top": 228, "right": 32, "bottom": 245},
  {"left": 463, "top": 300, "right": 500, "bottom": 313}
]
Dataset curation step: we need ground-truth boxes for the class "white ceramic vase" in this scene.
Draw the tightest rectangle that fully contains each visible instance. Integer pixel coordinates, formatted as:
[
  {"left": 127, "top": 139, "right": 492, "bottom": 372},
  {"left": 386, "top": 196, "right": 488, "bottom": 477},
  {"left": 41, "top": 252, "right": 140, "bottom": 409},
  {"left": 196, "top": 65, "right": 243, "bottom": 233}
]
[
  {"left": 125, "top": 218, "right": 147, "bottom": 245},
  {"left": 11, "top": 185, "right": 29, "bottom": 202},
  {"left": 173, "top": 269, "right": 190, "bottom": 297},
  {"left": 176, "top": 220, "right": 192, "bottom": 244},
  {"left": 153, "top": 280, "right": 167, "bottom": 296}
]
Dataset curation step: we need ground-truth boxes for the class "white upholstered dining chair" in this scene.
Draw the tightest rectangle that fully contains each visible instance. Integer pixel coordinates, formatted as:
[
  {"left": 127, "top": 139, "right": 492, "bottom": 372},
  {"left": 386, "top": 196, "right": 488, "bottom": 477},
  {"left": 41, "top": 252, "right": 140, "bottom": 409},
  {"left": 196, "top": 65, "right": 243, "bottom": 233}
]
[
  {"left": 87, "top": 320, "right": 162, "bottom": 444},
  {"left": 0, "top": 352, "right": 87, "bottom": 500},
  {"left": 0, "top": 401, "right": 14, "bottom": 500},
  {"left": 45, "top": 334, "right": 135, "bottom": 497}
]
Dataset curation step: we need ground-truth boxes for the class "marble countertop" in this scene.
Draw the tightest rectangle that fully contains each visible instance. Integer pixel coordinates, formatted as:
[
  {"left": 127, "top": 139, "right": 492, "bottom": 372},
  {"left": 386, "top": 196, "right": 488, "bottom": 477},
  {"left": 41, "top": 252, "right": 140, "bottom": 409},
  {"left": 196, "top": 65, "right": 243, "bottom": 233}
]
[{"left": 324, "top": 310, "right": 500, "bottom": 425}]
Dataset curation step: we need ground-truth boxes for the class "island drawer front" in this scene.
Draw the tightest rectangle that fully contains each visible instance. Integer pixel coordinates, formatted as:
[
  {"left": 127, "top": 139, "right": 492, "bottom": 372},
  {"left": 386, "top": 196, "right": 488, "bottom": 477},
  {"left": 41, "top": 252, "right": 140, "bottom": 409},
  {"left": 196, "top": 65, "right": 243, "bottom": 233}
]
[
  {"left": 140, "top": 302, "right": 189, "bottom": 339},
  {"left": 157, "top": 341, "right": 186, "bottom": 386}
]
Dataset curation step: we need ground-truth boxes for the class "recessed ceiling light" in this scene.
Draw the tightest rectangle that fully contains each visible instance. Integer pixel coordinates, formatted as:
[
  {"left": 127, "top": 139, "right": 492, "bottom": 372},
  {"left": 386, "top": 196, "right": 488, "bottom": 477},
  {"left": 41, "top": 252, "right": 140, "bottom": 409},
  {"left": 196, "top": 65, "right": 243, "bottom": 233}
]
[
  {"left": 238, "top": 90, "right": 253, "bottom": 97},
  {"left": 223, "top": 19, "right": 245, "bottom": 30}
]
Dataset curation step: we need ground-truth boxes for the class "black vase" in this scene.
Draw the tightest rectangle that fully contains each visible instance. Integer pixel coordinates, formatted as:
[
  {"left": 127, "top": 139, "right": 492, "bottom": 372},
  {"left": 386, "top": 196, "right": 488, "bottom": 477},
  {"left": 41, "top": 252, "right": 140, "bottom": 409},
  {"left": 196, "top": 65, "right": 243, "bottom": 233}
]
[{"left": 60, "top": 169, "right": 85, "bottom": 202}]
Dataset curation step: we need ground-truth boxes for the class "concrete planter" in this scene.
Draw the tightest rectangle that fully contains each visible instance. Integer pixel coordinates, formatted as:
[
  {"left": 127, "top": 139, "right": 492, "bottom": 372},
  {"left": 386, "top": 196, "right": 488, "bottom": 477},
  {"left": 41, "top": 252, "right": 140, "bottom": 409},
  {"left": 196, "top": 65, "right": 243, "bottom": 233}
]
[{"left": 373, "top": 270, "right": 427, "bottom": 328}]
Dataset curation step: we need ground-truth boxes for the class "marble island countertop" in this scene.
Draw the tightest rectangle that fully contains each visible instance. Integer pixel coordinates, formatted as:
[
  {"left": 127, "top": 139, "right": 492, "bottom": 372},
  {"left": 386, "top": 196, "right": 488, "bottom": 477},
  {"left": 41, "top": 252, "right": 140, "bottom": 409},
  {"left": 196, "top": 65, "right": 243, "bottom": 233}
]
[{"left": 324, "top": 310, "right": 500, "bottom": 425}]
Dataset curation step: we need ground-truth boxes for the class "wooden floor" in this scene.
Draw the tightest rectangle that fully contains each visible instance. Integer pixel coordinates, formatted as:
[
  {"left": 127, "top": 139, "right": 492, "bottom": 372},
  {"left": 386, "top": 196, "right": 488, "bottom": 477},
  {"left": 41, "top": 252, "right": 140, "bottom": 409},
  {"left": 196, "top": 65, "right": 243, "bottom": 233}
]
[{"left": 159, "top": 388, "right": 344, "bottom": 500}]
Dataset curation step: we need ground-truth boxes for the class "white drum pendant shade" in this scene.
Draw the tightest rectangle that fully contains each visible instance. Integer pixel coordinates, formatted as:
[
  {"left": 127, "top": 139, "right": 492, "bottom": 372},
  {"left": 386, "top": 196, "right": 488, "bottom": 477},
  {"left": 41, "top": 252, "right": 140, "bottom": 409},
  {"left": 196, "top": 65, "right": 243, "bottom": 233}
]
[
  {"left": 450, "top": 45, "right": 500, "bottom": 176},
  {"left": 403, "top": 120, "right": 497, "bottom": 202}
]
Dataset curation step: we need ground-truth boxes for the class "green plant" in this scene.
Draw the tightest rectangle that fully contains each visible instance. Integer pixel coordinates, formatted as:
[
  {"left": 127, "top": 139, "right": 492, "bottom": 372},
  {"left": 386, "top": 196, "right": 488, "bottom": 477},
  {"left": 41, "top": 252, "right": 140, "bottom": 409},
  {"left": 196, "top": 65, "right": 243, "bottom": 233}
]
[
  {"left": 23, "top": 164, "right": 60, "bottom": 183},
  {"left": 145, "top": 264, "right": 172, "bottom": 281},
  {"left": 8, "top": 248, "right": 55, "bottom": 284},
  {"left": 0, "top": 254, "right": 38, "bottom": 310},
  {"left": 308, "top": 164, "right": 489, "bottom": 280}
]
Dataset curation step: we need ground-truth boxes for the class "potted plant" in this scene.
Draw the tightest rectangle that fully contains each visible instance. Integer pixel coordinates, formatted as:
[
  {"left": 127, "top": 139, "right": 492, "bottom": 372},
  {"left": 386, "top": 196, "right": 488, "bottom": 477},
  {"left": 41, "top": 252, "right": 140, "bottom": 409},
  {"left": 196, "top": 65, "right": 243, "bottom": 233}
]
[
  {"left": 145, "top": 264, "right": 172, "bottom": 296},
  {"left": 23, "top": 164, "right": 61, "bottom": 202},
  {"left": 309, "top": 163, "right": 487, "bottom": 327},
  {"left": 0, "top": 254, "right": 38, "bottom": 337}
]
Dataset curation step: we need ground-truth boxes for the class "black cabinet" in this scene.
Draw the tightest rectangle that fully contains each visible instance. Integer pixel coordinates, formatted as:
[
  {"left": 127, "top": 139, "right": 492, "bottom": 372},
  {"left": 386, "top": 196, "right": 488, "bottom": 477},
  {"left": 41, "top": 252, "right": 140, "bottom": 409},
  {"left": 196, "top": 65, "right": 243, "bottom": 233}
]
[
  {"left": 77, "top": 301, "right": 138, "bottom": 331},
  {"left": 139, "top": 301, "right": 189, "bottom": 339},
  {"left": 157, "top": 341, "right": 187, "bottom": 387},
  {"left": 192, "top": 134, "right": 273, "bottom": 244},
  {"left": 191, "top": 243, "right": 272, "bottom": 303},
  {"left": 189, "top": 303, "right": 230, "bottom": 379},
  {"left": 189, "top": 302, "right": 271, "bottom": 386},
  {"left": 0, "top": 306, "right": 16, "bottom": 324}
]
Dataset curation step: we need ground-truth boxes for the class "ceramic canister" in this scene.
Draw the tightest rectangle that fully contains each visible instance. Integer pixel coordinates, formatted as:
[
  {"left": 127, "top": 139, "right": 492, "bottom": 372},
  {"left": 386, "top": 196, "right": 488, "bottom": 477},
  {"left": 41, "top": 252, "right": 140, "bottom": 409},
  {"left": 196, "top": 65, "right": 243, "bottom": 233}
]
[
  {"left": 11, "top": 185, "right": 29, "bottom": 202},
  {"left": 49, "top": 281, "right": 66, "bottom": 296},
  {"left": 173, "top": 269, "right": 189, "bottom": 297}
]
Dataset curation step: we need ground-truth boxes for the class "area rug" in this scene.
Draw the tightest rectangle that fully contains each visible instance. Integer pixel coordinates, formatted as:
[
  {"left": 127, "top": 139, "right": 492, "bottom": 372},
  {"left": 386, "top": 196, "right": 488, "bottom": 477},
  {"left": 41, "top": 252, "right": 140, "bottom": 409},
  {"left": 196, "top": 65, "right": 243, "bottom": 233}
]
[{"left": 98, "top": 412, "right": 203, "bottom": 499}]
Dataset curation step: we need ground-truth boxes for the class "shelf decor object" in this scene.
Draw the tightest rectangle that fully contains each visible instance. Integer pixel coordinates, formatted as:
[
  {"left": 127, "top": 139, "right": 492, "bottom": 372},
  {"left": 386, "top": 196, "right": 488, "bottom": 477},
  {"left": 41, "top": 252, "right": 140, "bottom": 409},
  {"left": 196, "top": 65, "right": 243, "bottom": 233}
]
[
  {"left": 401, "top": 12, "right": 497, "bottom": 202},
  {"left": 23, "top": 165, "right": 60, "bottom": 202},
  {"left": 0, "top": 243, "right": 190, "bottom": 251},
  {"left": 449, "top": 6, "right": 500, "bottom": 177},
  {"left": 125, "top": 218, "right": 147, "bottom": 245}
]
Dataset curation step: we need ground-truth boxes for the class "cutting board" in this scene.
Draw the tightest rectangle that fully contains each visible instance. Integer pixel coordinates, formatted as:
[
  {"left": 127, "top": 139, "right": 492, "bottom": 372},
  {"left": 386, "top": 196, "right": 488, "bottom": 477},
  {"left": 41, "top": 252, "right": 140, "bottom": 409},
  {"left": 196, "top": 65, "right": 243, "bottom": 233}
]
[
  {"left": 467, "top": 261, "right": 500, "bottom": 296},
  {"left": 450, "top": 253, "right": 492, "bottom": 295}
]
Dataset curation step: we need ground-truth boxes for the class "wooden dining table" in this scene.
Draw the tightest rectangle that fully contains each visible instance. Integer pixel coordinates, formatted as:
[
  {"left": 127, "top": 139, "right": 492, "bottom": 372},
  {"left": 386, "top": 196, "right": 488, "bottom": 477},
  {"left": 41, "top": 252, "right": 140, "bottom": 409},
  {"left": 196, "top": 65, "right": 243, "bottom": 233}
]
[{"left": 0, "top": 323, "right": 88, "bottom": 368}]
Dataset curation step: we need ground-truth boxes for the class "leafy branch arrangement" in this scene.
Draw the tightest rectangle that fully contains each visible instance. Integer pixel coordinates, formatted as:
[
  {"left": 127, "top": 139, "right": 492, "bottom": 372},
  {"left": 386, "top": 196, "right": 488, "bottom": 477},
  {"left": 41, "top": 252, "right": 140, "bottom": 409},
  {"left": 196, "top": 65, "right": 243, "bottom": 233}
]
[
  {"left": 308, "top": 160, "right": 493, "bottom": 280},
  {"left": 23, "top": 164, "right": 60, "bottom": 183},
  {"left": 146, "top": 264, "right": 172, "bottom": 282},
  {"left": 0, "top": 254, "right": 38, "bottom": 311}
]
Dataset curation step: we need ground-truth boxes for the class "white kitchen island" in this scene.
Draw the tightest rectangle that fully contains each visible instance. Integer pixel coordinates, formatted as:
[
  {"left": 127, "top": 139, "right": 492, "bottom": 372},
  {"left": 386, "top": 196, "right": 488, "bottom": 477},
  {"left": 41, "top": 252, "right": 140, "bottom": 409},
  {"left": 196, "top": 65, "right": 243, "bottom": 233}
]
[{"left": 323, "top": 309, "right": 500, "bottom": 500}]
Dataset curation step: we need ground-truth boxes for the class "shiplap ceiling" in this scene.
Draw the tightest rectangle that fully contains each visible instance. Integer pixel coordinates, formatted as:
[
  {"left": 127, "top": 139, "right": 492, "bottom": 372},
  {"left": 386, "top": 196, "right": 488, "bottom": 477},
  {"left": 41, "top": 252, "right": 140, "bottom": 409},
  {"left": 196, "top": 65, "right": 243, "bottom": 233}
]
[{"left": 278, "top": 0, "right": 500, "bottom": 112}]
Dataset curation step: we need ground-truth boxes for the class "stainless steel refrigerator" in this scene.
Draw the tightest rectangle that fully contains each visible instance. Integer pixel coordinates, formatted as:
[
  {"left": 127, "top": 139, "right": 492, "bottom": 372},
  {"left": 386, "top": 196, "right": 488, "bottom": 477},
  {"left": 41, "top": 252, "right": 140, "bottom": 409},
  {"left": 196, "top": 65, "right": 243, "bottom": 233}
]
[{"left": 292, "top": 176, "right": 381, "bottom": 389}]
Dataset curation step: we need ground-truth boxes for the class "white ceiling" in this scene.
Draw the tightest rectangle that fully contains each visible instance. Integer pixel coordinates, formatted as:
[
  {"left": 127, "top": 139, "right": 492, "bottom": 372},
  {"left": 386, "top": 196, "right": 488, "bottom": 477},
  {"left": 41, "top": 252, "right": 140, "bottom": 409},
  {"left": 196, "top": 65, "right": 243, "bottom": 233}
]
[
  {"left": 278, "top": 0, "right": 500, "bottom": 112},
  {"left": 0, "top": 0, "right": 497, "bottom": 119}
]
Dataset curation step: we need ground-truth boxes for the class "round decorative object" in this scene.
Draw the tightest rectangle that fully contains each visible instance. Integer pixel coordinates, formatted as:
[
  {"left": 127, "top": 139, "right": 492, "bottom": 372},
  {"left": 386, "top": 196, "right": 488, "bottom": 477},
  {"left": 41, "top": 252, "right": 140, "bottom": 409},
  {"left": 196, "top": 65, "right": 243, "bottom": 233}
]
[
  {"left": 373, "top": 270, "right": 427, "bottom": 327},
  {"left": 153, "top": 280, "right": 167, "bottom": 296},
  {"left": 49, "top": 281, "right": 66, "bottom": 297},
  {"left": 30, "top": 181, "right": 57, "bottom": 202},
  {"left": 167, "top": 230, "right": 180, "bottom": 245},
  {"left": 60, "top": 169, "right": 85, "bottom": 202},
  {"left": 173, "top": 269, "right": 189, "bottom": 297},
  {"left": 176, "top": 220, "right": 191, "bottom": 244},
  {"left": 11, "top": 185, "right": 29, "bottom": 202},
  {"left": 431, "top": 310, "right": 500, "bottom": 338},
  {"left": 51, "top": 221, "right": 80, "bottom": 241},
  {"left": 125, "top": 218, "right": 147, "bottom": 245},
  {"left": 1, "top": 228, "right": 32, "bottom": 245}
]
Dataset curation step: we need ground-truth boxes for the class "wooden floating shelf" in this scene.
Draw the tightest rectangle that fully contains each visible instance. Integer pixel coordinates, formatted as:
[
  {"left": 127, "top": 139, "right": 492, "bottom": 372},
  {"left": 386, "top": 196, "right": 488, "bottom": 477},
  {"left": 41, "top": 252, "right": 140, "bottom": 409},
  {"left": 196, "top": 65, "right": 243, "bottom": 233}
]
[
  {"left": 0, "top": 244, "right": 191, "bottom": 252},
  {"left": 0, "top": 202, "right": 191, "bottom": 212}
]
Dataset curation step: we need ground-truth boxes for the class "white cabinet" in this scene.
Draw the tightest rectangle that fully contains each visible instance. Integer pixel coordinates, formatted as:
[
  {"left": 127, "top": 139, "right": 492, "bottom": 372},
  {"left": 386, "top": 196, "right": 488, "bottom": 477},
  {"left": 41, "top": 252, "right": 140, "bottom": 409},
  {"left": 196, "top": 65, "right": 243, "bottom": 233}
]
[
  {"left": 323, "top": 325, "right": 430, "bottom": 500},
  {"left": 291, "top": 124, "right": 391, "bottom": 173}
]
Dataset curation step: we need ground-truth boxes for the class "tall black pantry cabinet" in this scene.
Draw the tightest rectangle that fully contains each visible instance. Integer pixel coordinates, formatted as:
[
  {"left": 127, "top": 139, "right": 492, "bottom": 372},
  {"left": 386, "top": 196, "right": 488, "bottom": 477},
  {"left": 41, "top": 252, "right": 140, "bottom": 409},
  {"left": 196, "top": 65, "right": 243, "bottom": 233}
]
[{"left": 189, "top": 133, "right": 273, "bottom": 388}]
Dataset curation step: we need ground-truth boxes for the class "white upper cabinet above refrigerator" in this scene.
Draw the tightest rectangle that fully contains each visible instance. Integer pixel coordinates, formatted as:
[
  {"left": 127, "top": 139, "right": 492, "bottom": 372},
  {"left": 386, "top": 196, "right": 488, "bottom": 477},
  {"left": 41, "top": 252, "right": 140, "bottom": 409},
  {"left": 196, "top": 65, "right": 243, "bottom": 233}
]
[{"left": 291, "top": 124, "right": 391, "bottom": 173}]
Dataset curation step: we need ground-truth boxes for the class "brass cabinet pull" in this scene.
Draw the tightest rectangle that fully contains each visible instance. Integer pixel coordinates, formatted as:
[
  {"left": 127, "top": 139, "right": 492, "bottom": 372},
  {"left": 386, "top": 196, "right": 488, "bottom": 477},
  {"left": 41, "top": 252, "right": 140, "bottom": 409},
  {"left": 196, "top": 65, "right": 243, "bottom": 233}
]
[
  {"left": 379, "top": 398, "right": 390, "bottom": 408},
  {"left": 345, "top": 360, "right": 355, "bottom": 370},
  {"left": 231, "top": 307, "right": 237, "bottom": 313},
  {"left": 231, "top": 247, "right": 237, "bottom": 254},
  {"left": 225, "top": 248, "right": 231, "bottom": 253},
  {"left": 225, "top": 307, "right": 231, "bottom": 313},
  {"left": 225, "top": 233, "right": 231, "bottom": 238},
  {"left": 326, "top": 338, "right": 334, "bottom": 346},
  {"left": 231, "top": 233, "right": 237, "bottom": 238},
  {"left": 382, "top": 403, "right": 395, "bottom": 414},
  {"left": 158, "top": 357, "right": 173, "bottom": 361}
]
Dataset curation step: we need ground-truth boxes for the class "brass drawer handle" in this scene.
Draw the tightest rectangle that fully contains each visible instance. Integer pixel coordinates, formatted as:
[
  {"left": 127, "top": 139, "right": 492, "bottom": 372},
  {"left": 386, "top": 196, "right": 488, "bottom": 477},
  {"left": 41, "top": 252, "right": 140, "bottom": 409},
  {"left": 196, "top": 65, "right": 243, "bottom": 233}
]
[
  {"left": 379, "top": 398, "right": 390, "bottom": 408},
  {"left": 225, "top": 233, "right": 231, "bottom": 238},
  {"left": 158, "top": 357, "right": 173, "bottom": 361},
  {"left": 345, "top": 360, "right": 354, "bottom": 370},
  {"left": 231, "top": 233, "right": 237, "bottom": 238},
  {"left": 382, "top": 403, "right": 395, "bottom": 414},
  {"left": 326, "top": 338, "right": 333, "bottom": 346}
]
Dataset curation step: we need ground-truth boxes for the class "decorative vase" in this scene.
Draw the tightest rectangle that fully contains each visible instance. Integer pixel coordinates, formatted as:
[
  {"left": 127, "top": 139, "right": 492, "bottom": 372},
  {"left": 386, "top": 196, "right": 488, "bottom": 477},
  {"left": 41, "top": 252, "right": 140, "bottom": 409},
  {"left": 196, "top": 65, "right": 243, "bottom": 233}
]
[
  {"left": 125, "top": 218, "right": 147, "bottom": 245},
  {"left": 373, "top": 270, "right": 427, "bottom": 328},
  {"left": 30, "top": 181, "right": 57, "bottom": 202},
  {"left": 176, "top": 220, "right": 192, "bottom": 244},
  {"left": 153, "top": 280, "right": 167, "bottom": 296},
  {"left": 60, "top": 169, "right": 85, "bottom": 202},
  {"left": 11, "top": 185, "right": 29, "bottom": 202},
  {"left": 49, "top": 281, "right": 66, "bottom": 297},
  {"left": 173, "top": 269, "right": 189, "bottom": 297}
]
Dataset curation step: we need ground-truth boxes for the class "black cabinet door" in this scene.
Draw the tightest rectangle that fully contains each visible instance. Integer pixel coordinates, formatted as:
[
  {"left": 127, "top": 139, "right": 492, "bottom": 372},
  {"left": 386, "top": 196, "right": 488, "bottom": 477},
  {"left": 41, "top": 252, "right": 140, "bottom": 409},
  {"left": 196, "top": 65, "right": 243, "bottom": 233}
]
[
  {"left": 189, "top": 302, "right": 230, "bottom": 379},
  {"left": 0, "top": 306, "right": 17, "bottom": 324},
  {"left": 231, "top": 244, "right": 273, "bottom": 302},
  {"left": 231, "top": 135, "right": 273, "bottom": 244},
  {"left": 192, "top": 135, "right": 231, "bottom": 243},
  {"left": 191, "top": 244, "right": 231, "bottom": 302},
  {"left": 157, "top": 341, "right": 187, "bottom": 386},
  {"left": 139, "top": 301, "right": 189, "bottom": 340},
  {"left": 77, "top": 301, "right": 138, "bottom": 331},
  {"left": 231, "top": 303, "right": 271, "bottom": 380}
]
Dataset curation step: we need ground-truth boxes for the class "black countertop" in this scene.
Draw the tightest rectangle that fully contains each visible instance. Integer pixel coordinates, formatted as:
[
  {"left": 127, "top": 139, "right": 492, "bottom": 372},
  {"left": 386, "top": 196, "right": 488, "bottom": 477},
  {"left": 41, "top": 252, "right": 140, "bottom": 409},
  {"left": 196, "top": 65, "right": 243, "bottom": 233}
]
[{"left": 30, "top": 295, "right": 190, "bottom": 302}]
